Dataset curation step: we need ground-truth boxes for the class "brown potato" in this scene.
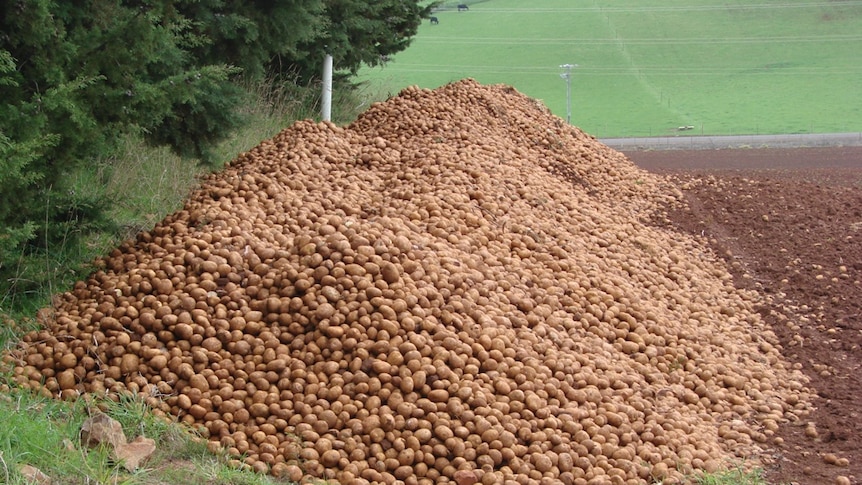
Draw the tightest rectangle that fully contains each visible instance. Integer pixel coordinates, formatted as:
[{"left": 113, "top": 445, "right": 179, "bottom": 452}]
[{"left": 7, "top": 79, "right": 813, "bottom": 485}]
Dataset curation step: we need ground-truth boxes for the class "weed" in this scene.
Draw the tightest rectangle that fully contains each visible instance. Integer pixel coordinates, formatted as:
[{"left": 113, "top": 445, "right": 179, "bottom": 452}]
[{"left": 695, "top": 464, "right": 765, "bottom": 485}]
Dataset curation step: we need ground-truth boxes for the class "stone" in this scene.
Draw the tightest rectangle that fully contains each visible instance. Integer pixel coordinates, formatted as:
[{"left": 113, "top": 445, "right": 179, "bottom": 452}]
[
  {"left": 18, "top": 464, "right": 51, "bottom": 484},
  {"left": 80, "top": 413, "right": 127, "bottom": 449},
  {"left": 115, "top": 436, "right": 157, "bottom": 471},
  {"left": 79, "top": 413, "right": 157, "bottom": 471}
]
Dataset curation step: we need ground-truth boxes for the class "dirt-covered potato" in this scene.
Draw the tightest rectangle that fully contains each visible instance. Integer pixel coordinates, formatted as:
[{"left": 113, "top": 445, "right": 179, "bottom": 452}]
[{"left": 3, "top": 79, "right": 811, "bottom": 485}]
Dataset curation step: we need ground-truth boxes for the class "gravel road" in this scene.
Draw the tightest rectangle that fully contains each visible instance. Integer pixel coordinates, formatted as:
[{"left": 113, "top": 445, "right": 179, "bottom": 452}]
[{"left": 601, "top": 132, "right": 862, "bottom": 151}]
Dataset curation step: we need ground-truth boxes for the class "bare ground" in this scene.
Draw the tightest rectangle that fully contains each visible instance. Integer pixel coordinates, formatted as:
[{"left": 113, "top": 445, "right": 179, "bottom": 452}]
[{"left": 625, "top": 146, "right": 862, "bottom": 485}]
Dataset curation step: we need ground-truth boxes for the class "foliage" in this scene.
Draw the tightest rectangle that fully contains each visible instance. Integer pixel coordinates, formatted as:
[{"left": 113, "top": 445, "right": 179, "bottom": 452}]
[
  {"left": 0, "top": 45, "right": 83, "bottom": 301},
  {"left": 180, "top": 0, "right": 327, "bottom": 81},
  {"left": 41, "top": 0, "right": 248, "bottom": 160},
  {"left": 0, "top": 0, "right": 244, "bottom": 303},
  {"left": 178, "top": 0, "right": 440, "bottom": 83},
  {"left": 0, "top": 53, "right": 52, "bottom": 278}
]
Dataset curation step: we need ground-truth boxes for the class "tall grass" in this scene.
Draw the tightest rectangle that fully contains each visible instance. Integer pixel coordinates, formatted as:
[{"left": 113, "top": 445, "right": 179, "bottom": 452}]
[
  {"left": 100, "top": 75, "right": 382, "bottom": 242},
  {"left": 103, "top": 78, "right": 335, "bottom": 240}
]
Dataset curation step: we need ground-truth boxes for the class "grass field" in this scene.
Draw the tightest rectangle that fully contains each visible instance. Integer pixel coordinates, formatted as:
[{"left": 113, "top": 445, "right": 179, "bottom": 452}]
[{"left": 358, "top": 0, "right": 862, "bottom": 138}]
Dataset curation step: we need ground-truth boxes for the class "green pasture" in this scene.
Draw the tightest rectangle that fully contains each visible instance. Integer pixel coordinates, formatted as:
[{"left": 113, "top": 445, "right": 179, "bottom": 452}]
[{"left": 358, "top": 0, "right": 862, "bottom": 138}]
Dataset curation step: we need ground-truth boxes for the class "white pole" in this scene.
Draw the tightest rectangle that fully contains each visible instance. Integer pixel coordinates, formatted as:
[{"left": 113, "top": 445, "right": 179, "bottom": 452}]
[
  {"left": 564, "top": 73, "right": 571, "bottom": 124},
  {"left": 322, "top": 54, "right": 333, "bottom": 121}
]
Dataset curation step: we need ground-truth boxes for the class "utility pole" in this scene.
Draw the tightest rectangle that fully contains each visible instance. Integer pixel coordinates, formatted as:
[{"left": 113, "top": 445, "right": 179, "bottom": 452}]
[{"left": 559, "top": 63, "right": 577, "bottom": 124}]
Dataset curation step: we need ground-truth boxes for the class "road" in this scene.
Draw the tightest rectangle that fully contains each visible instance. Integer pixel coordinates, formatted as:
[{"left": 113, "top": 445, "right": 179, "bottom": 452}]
[{"left": 599, "top": 132, "right": 862, "bottom": 151}]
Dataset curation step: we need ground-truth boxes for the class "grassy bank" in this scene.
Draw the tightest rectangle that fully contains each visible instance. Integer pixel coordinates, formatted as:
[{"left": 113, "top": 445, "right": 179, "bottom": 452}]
[{"left": 0, "top": 387, "right": 296, "bottom": 485}]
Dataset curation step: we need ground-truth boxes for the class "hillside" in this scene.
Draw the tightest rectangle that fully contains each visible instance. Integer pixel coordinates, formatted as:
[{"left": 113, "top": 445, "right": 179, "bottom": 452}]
[{"left": 360, "top": 0, "right": 862, "bottom": 137}]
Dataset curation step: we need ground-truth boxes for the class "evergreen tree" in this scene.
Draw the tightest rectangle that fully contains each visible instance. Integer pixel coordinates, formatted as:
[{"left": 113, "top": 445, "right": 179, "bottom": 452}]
[
  {"left": 180, "top": 0, "right": 327, "bottom": 81},
  {"left": 50, "top": 0, "right": 246, "bottom": 161},
  {"left": 0, "top": 49, "right": 58, "bottom": 279},
  {"left": 0, "top": 0, "right": 244, "bottom": 297},
  {"left": 177, "top": 0, "right": 437, "bottom": 84}
]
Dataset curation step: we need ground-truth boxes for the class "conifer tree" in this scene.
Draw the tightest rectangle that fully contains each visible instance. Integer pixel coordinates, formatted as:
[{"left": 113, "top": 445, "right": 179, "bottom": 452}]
[
  {"left": 0, "top": 0, "right": 243, "bottom": 296},
  {"left": 180, "top": 0, "right": 327, "bottom": 81}
]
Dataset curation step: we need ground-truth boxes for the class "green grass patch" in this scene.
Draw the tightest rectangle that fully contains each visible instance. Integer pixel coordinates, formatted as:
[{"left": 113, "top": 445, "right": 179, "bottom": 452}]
[
  {"left": 0, "top": 382, "right": 294, "bottom": 484},
  {"left": 359, "top": 0, "right": 862, "bottom": 137},
  {"left": 0, "top": 387, "right": 109, "bottom": 484},
  {"left": 695, "top": 464, "right": 765, "bottom": 485}
]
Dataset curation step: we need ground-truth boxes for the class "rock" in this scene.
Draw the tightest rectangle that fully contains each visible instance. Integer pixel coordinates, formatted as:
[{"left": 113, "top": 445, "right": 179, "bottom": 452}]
[
  {"left": 80, "top": 413, "right": 156, "bottom": 471},
  {"left": 18, "top": 464, "right": 51, "bottom": 484},
  {"left": 80, "top": 413, "right": 127, "bottom": 449},
  {"left": 115, "top": 436, "right": 157, "bottom": 471}
]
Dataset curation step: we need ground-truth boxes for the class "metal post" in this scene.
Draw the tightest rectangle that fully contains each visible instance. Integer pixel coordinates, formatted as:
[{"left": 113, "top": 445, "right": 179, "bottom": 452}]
[
  {"left": 559, "top": 64, "right": 577, "bottom": 124},
  {"left": 322, "top": 54, "right": 333, "bottom": 122}
]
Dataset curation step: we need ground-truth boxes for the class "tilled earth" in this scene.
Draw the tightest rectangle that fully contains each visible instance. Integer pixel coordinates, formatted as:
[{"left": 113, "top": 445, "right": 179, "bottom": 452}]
[{"left": 626, "top": 146, "right": 862, "bottom": 485}]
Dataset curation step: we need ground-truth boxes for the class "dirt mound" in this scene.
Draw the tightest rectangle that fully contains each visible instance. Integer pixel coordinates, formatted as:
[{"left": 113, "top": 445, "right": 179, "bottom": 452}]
[{"left": 4, "top": 80, "right": 810, "bottom": 484}]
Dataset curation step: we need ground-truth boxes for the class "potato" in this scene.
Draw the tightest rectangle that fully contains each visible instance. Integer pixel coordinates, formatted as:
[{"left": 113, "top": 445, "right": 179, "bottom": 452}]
[
  {"left": 119, "top": 354, "right": 139, "bottom": 375},
  {"left": 6, "top": 79, "right": 812, "bottom": 485}
]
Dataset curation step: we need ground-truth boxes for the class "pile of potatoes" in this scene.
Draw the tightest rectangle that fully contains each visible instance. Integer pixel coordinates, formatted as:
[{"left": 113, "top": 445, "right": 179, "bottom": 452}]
[{"left": 5, "top": 79, "right": 811, "bottom": 484}]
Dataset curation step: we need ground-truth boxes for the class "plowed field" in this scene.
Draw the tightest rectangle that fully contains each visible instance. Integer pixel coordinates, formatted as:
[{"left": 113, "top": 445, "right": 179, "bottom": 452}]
[{"left": 627, "top": 146, "right": 862, "bottom": 485}]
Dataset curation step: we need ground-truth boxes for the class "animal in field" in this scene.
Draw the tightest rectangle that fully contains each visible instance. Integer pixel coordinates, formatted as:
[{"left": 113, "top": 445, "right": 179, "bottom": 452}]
[
  {"left": 430, "top": 16, "right": 439, "bottom": 24},
  {"left": 458, "top": 4, "right": 469, "bottom": 11}
]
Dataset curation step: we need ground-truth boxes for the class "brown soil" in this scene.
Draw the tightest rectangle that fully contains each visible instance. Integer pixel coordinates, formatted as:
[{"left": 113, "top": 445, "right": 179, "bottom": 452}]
[{"left": 625, "top": 146, "right": 862, "bottom": 485}]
